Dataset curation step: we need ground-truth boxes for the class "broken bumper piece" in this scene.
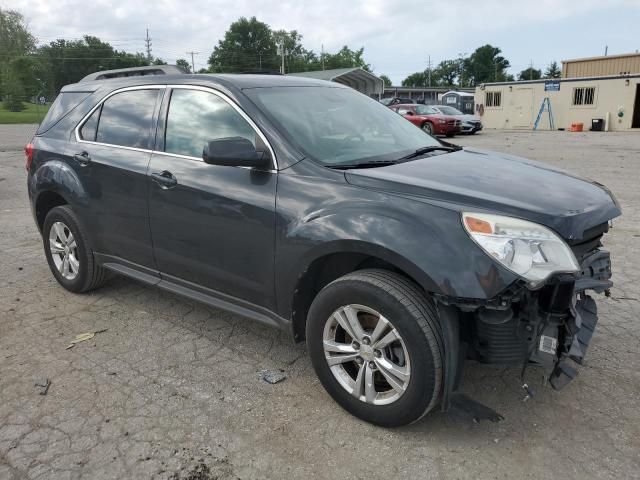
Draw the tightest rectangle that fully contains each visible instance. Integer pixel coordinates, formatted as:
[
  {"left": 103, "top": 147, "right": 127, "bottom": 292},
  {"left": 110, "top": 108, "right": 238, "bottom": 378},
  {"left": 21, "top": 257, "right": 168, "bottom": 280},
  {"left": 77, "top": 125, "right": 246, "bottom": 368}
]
[
  {"left": 549, "top": 294, "right": 598, "bottom": 390},
  {"left": 545, "top": 249, "right": 611, "bottom": 390}
]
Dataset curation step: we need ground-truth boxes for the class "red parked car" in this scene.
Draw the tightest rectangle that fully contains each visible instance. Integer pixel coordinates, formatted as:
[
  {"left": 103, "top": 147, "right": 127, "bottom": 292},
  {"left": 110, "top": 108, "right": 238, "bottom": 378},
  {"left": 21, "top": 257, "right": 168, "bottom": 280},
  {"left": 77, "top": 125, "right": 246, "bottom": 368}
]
[{"left": 389, "top": 104, "right": 461, "bottom": 136}]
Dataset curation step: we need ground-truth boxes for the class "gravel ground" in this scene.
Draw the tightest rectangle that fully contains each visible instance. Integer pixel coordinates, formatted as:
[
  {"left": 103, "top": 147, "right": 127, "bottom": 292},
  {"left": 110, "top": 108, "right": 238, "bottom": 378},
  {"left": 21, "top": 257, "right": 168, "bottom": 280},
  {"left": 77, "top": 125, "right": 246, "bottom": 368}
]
[{"left": 1, "top": 124, "right": 639, "bottom": 480}]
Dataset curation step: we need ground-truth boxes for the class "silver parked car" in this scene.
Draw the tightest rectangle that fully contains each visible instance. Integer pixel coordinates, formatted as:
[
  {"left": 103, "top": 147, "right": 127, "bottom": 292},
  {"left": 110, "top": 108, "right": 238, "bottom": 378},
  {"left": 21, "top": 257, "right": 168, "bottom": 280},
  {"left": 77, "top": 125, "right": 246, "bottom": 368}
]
[{"left": 431, "top": 105, "right": 483, "bottom": 134}]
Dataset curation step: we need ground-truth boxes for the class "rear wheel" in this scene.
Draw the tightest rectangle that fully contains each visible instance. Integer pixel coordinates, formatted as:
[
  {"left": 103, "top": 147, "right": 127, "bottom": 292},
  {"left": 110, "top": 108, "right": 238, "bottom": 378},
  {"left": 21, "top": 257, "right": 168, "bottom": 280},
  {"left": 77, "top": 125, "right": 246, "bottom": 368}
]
[
  {"left": 43, "top": 206, "right": 107, "bottom": 293},
  {"left": 421, "top": 122, "right": 434, "bottom": 135},
  {"left": 306, "top": 269, "right": 443, "bottom": 427}
]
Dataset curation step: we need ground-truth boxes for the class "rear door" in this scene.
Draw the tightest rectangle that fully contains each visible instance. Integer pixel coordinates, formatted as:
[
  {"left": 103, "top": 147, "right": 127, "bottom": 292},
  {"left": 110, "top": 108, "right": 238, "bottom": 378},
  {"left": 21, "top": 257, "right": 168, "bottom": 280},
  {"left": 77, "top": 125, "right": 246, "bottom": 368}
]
[
  {"left": 147, "top": 86, "right": 277, "bottom": 309},
  {"left": 74, "top": 86, "right": 163, "bottom": 270}
]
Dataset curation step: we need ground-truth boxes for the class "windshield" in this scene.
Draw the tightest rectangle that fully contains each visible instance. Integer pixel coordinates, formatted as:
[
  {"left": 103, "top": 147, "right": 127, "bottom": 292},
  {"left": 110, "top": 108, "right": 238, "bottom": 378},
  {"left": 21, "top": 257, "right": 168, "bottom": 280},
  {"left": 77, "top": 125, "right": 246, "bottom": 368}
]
[
  {"left": 414, "top": 105, "right": 438, "bottom": 115},
  {"left": 245, "top": 86, "right": 441, "bottom": 166},
  {"left": 436, "top": 106, "right": 462, "bottom": 115}
]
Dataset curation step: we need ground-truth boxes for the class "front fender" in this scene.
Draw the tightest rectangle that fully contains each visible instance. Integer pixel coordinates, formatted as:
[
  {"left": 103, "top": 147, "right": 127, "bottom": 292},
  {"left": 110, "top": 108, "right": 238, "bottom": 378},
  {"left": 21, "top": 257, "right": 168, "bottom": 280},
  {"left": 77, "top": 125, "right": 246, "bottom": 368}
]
[{"left": 275, "top": 169, "right": 518, "bottom": 318}]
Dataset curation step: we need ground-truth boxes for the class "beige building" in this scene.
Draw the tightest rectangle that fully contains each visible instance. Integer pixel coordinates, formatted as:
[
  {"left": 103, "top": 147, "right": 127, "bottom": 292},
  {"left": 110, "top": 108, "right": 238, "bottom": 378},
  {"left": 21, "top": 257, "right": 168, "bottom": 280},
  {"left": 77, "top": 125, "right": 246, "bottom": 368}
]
[
  {"left": 562, "top": 52, "right": 640, "bottom": 78},
  {"left": 475, "top": 74, "right": 640, "bottom": 131}
]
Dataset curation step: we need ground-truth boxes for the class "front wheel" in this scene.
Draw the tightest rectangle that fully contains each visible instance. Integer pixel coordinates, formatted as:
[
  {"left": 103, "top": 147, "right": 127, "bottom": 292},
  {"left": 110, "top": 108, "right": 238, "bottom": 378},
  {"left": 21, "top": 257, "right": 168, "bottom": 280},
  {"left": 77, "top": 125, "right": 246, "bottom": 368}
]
[
  {"left": 306, "top": 269, "right": 443, "bottom": 427},
  {"left": 421, "top": 122, "right": 434, "bottom": 135}
]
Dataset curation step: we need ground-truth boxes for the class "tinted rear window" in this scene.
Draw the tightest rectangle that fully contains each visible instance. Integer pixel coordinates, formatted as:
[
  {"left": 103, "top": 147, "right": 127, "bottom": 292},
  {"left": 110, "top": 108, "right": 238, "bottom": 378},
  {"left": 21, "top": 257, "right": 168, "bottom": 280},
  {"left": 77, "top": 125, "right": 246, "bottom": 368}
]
[
  {"left": 94, "top": 89, "right": 159, "bottom": 149},
  {"left": 37, "top": 92, "right": 91, "bottom": 134}
]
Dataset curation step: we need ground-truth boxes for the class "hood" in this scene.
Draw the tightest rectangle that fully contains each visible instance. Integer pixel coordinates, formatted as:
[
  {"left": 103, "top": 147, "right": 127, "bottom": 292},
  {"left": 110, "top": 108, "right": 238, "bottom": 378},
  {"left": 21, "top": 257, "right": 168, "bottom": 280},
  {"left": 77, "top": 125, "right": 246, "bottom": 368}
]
[
  {"left": 416, "top": 114, "right": 458, "bottom": 121},
  {"left": 458, "top": 114, "right": 480, "bottom": 122},
  {"left": 345, "top": 148, "right": 620, "bottom": 241}
]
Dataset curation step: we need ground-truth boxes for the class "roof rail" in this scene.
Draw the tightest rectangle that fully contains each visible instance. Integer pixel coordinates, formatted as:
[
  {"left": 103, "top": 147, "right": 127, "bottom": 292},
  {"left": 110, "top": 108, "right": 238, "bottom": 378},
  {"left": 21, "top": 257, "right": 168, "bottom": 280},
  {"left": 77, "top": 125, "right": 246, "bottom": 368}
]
[{"left": 79, "top": 65, "right": 188, "bottom": 83}]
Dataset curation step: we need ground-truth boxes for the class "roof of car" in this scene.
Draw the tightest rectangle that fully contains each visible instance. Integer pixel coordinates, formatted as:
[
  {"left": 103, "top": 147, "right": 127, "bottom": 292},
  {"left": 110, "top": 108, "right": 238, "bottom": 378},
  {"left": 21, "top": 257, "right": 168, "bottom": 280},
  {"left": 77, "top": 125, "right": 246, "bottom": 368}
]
[{"left": 63, "top": 71, "right": 346, "bottom": 93}]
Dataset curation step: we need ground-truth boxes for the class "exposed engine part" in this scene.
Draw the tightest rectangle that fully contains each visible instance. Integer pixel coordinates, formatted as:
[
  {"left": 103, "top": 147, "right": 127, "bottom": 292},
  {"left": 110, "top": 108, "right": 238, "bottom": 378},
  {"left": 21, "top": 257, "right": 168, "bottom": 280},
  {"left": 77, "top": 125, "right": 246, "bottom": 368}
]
[
  {"left": 477, "top": 307, "right": 513, "bottom": 325},
  {"left": 475, "top": 317, "right": 527, "bottom": 364}
]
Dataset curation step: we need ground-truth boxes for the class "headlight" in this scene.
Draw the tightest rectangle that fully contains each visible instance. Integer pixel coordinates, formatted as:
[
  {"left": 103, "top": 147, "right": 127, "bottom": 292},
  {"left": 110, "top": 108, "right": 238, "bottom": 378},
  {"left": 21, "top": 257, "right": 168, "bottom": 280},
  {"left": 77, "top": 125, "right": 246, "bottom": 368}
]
[
  {"left": 438, "top": 119, "right": 446, "bottom": 124},
  {"left": 462, "top": 212, "right": 579, "bottom": 287}
]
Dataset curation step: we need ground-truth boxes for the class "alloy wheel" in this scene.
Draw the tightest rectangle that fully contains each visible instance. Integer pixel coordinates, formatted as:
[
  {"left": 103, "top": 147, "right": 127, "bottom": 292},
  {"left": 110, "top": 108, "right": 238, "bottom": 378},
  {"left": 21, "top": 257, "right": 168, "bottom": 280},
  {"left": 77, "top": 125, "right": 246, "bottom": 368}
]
[
  {"left": 322, "top": 304, "right": 411, "bottom": 405},
  {"left": 49, "top": 221, "right": 80, "bottom": 280}
]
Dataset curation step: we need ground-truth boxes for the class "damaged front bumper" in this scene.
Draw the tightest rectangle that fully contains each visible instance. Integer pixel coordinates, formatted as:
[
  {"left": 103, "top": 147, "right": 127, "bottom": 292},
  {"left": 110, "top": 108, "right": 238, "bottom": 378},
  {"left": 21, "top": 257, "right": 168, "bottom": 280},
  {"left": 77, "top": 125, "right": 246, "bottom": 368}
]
[{"left": 437, "top": 247, "right": 613, "bottom": 415}]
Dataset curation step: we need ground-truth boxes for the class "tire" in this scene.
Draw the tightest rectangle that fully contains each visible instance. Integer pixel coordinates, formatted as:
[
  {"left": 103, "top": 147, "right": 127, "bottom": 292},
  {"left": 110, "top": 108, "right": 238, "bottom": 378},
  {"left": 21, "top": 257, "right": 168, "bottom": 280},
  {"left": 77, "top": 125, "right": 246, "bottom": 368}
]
[
  {"left": 306, "top": 269, "right": 443, "bottom": 427},
  {"left": 421, "top": 122, "right": 434, "bottom": 135},
  {"left": 43, "top": 205, "right": 107, "bottom": 293}
]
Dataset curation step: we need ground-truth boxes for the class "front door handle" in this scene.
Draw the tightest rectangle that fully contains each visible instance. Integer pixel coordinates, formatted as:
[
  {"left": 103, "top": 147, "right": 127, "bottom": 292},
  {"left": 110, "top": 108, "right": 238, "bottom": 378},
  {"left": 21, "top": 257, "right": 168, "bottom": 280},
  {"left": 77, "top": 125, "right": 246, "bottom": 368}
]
[
  {"left": 151, "top": 170, "right": 178, "bottom": 189},
  {"left": 73, "top": 151, "right": 91, "bottom": 166}
]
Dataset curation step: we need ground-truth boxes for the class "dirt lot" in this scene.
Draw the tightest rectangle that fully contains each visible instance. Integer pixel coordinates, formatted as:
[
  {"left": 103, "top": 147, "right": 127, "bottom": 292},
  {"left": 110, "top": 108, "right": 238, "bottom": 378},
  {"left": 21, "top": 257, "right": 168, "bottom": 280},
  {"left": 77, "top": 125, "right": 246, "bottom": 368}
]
[{"left": 1, "top": 125, "right": 639, "bottom": 480}]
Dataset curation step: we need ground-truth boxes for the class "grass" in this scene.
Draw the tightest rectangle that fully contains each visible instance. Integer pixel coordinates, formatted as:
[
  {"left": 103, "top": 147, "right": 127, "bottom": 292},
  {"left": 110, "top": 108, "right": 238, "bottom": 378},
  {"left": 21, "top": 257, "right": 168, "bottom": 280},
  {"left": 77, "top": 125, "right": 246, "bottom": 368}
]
[{"left": 0, "top": 102, "right": 50, "bottom": 124}]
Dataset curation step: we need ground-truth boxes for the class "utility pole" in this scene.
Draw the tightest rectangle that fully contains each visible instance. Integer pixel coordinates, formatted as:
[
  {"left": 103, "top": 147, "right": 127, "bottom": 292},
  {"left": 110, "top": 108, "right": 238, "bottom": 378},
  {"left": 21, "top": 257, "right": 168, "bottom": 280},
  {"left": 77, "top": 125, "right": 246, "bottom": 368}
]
[
  {"left": 494, "top": 59, "right": 497, "bottom": 82},
  {"left": 145, "top": 29, "right": 152, "bottom": 63},
  {"left": 186, "top": 51, "right": 199, "bottom": 73},
  {"left": 604, "top": 45, "right": 608, "bottom": 56},
  {"left": 321, "top": 44, "right": 325, "bottom": 71},
  {"left": 458, "top": 52, "right": 466, "bottom": 87},
  {"left": 427, "top": 55, "right": 432, "bottom": 87},
  {"left": 530, "top": 59, "right": 534, "bottom": 80},
  {"left": 279, "top": 41, "right": 286, "bottom": 74}
]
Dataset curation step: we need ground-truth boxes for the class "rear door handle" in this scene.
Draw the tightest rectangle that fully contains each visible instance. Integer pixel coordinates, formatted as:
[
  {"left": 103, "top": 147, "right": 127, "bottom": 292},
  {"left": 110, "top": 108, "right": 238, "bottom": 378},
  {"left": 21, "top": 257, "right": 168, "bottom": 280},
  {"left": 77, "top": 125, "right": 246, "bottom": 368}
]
[
  {"left": 151, "top": 170, "right": 178, "bottom": 189},
  {"left": 73, "top": 151, "right": 91, "bottom": 166}
]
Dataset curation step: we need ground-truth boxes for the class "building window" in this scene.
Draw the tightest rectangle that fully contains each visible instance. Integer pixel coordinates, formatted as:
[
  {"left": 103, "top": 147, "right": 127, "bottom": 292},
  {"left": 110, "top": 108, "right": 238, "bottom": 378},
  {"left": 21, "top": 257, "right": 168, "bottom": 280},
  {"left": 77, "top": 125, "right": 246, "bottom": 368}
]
[
  {"left": 485, "top": 91, "right": 501, "bottom": 107},
  {"left": 572, "top": 87, "right": 595, "bottom": 106}
]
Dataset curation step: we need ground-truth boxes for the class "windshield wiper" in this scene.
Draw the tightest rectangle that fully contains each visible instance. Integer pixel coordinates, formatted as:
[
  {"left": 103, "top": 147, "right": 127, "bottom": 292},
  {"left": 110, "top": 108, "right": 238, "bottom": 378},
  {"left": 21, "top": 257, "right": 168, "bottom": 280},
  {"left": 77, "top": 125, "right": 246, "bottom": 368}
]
[
  {"left": 398, "top": 145, "right": 462, "bottom": 161},
  {"left": 329, "top": 160, "right": 399, "bottom": 170}
]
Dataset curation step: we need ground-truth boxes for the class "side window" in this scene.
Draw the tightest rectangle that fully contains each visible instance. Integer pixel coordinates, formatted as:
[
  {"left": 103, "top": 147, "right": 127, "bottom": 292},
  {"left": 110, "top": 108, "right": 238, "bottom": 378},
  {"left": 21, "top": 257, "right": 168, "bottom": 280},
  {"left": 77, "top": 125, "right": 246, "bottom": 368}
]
[
  {"left": 165, "top": 89, "right": 257, "bottom": 158},
  {"left": 79, "top": 105, "right": 100, "bottom": 141},
  {"left": 94, "top": 89, "right": 159, "bottom": 149}
]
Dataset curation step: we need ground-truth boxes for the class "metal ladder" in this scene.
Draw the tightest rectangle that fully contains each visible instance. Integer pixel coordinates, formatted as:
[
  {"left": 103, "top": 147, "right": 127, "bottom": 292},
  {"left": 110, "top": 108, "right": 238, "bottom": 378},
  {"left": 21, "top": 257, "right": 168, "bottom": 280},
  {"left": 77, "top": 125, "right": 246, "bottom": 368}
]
[{"left": 533, "top": 97, "right": 555, "bottom": 131}]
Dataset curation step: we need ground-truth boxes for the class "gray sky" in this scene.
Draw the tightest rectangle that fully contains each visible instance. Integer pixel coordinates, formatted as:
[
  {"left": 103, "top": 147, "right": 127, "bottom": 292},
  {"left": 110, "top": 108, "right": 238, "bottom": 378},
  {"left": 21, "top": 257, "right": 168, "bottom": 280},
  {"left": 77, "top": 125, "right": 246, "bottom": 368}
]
[{"left": 6, "top": 0, "right": 640, "bottom": 84}]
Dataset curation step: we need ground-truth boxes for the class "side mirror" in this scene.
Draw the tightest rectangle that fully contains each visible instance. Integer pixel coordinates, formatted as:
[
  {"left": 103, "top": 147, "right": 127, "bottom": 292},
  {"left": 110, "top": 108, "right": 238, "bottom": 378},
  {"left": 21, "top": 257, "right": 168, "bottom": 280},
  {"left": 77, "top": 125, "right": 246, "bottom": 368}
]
[
  {"left": 405, "top": 111, "right": 413, "bottom": 116},
  {"left": 202, "top": 137, "right": 270, "bottom": 169}
]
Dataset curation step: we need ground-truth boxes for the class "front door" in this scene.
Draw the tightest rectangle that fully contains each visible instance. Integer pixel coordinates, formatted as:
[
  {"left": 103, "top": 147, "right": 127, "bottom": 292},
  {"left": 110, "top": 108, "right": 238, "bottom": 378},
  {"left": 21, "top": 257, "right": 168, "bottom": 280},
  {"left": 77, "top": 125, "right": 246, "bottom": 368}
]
[
  {"left": 147, "top": 87, "right": 277, "bottom": 309},
  {"left": 510, "top": 88, "right": 533, "bottom": 128}
]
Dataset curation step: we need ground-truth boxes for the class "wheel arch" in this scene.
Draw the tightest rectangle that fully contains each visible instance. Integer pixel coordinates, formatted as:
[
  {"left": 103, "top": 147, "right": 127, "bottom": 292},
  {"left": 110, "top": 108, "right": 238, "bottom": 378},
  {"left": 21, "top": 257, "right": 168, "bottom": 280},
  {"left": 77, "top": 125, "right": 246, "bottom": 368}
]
[
  {"left": 31, "top": 160, "right": 88, "bottom": 232},
  {"left": 35, "top": 190, "right": 68, "bottom": 232},
  {"left": 289, "top": 241, "right": 439, "bottom": 342}
]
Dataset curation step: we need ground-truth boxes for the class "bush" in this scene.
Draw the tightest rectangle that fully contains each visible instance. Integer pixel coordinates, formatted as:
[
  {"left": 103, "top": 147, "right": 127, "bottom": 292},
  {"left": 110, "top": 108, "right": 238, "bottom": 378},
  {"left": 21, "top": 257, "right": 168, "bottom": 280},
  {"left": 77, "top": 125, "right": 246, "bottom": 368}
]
[
  {"left": 4, "top": 96, "right": 25, "bottom": 112},
  {"left": 2, "top": 71, "right": 26, "bottom": 112}
]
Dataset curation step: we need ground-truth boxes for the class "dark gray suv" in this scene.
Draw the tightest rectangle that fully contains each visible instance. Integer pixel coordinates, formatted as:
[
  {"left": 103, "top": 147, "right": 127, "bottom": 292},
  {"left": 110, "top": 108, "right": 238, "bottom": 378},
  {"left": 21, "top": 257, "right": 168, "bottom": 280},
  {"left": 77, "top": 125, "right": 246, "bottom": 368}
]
[{"left": 26, "top": 67, "right": 620, "bottom": 426}]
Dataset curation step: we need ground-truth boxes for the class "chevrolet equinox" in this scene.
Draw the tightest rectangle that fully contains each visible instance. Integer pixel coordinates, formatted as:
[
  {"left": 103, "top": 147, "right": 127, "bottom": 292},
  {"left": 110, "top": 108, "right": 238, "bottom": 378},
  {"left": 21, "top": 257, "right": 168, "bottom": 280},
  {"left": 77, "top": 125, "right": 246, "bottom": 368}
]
[{"left": 26, "top": 66, "right": 620, "bottom": 426}]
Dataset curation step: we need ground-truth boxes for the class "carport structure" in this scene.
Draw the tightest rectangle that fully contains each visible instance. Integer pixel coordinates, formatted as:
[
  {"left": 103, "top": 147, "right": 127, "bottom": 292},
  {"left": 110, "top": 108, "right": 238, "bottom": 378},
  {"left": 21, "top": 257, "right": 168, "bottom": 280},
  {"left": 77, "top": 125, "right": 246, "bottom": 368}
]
[{"left": 287, "top": 67, "right": 384, "bottom": 97}]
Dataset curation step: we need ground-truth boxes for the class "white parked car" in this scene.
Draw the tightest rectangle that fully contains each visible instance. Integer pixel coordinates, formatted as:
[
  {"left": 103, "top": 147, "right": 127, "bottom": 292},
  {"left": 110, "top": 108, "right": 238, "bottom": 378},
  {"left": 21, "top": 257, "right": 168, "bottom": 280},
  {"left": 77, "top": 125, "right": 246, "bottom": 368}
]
[{"left": 431, "top": 105, "right": 483, "bottom": 134}]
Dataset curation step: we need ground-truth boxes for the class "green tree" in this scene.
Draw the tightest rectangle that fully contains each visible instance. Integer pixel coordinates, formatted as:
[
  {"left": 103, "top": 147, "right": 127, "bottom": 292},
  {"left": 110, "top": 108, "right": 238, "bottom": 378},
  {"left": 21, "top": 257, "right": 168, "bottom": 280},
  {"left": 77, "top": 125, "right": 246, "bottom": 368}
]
[
  {"left": 379, "top": 74, "right": 392, "bottom": 87},
  {"left": 463, "top": 45, "right": 510, "bottom": 85},
  {"left": 272, "top": 29, "right": 317, "bottom": 73},
  {"left": 402, "top": 71, "right": 428, "bottom": 87},
  {"left": 36, "top": 36, "right": 150, "bottom": 96},
  {"left": 176, "top": 58, "right": 191, "bottom": 73},
  {"left": 323, "top": 46, "right": 370, "bottom": 71},
  {"left": 0, "top": 8, "right": 36, "bottom": 102},
  {"left": 518, "top": 67, "right": 542, "bottom": 81},
  {"left": 208, "top": 17, "right": 278, "bottom": 73},
  {"left": 544, "top": 61, "right": 561, "bottom": 78},
  {"left": 3, "top": 68, "right": 25, "bottom": 111},
  {"left": 431, "top": 60, "right": 460, "bottom": 86}
]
